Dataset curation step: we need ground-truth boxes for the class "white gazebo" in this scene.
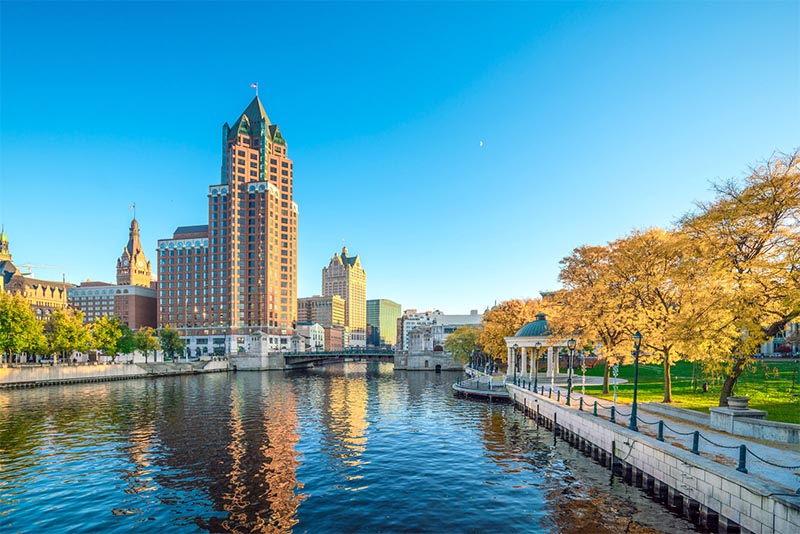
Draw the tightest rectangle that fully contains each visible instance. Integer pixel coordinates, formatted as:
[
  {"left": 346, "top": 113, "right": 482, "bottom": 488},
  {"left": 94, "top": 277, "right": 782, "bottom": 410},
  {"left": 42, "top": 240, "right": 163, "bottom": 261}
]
[{"left": 504, "top": 313, "right": 571, "bottom": 383}]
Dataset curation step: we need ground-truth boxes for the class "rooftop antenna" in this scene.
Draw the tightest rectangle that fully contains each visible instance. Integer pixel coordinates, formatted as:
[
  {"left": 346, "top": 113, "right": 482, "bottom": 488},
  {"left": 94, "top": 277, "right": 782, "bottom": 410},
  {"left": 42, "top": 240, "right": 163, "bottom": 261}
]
[{"left": 251, "top": 82, "right": 259, "bottom": 97}]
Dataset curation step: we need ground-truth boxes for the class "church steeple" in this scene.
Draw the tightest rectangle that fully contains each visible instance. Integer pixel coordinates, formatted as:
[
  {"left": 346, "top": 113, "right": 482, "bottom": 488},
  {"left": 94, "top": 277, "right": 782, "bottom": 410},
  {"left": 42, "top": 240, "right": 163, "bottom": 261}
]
[
  {"left": 0, "top": 225, "right": 11, "bottom": 262},
  {"left": 117, "top": 217, "right": 151, "bottom": 286}
]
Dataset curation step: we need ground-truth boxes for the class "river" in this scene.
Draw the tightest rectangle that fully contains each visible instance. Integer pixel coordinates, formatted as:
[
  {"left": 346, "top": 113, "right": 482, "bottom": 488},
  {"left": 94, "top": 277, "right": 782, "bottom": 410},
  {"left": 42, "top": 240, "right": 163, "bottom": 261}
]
[{"left": 0, "top": 362, "right": 698, "bottom": 533}]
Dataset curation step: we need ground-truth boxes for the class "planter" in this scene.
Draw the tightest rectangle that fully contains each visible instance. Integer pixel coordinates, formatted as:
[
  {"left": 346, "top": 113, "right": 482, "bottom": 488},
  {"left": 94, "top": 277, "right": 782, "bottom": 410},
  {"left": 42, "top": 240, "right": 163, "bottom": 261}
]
[{"left": 727, "top": 396, "right": 750, "bottom": 410}]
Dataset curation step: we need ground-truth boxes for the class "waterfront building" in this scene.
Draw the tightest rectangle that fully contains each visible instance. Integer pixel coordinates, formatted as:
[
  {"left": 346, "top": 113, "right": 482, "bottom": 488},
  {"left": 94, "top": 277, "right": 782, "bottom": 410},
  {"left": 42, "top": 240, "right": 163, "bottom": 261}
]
[
  {"left": 397, "top": 309, "right": 482, "bottom": 351},
  {"left": 297, "top": 295, "right": 345, "bottom": 327},
  {"left": 759, "top": 321, "right": 800, "bottom": 356},
  {"left": 68, "top": 218, "right": 157, "bottom": 329},
  {"left": 156, "top": 96, "right": 298, "bottom": 355},
  {"left": 0, "top": 228, "right": 71, "bottom": 318},
  {"left": 323, "top": 325, "right": 345, "bottom": 351},
  {"left": 322, "top": 247, "right": 366, "bottom": 347},
  {"left": 366, "top": 298, "right": 401, "bottom": 347},
  {"left": 293, "top": 322, "right": 325, "bottom": 352}
]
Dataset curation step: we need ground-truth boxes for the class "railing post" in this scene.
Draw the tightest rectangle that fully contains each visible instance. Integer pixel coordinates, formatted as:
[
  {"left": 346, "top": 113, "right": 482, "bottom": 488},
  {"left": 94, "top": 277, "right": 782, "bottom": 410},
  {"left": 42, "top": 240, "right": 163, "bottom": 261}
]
[
  {"left": 610, "top": 406, "right": 616, "bottom": 423},
  {"left": 557, "top": 390, "right": 561, "bottom": 402},
  {"left": 579, "top": 397, "right": 583, "bottom": 411},
  {"left": 657, "top": 420, "right": 664, "bottom": 442},
  {"left": 540, "top": 385, "right": 544, "bottom": 395},
  {"left": 692, "top": 431, "right": 700, "bottom": 455},
  {"left": 548, "top": 388, "right": 552, "bottom": 399},
  {"left": 593, "top": 401, "right": 598, "bottom": 417},
  {"left": 737, "top": 445, "right": 748, "bottom": 473}
]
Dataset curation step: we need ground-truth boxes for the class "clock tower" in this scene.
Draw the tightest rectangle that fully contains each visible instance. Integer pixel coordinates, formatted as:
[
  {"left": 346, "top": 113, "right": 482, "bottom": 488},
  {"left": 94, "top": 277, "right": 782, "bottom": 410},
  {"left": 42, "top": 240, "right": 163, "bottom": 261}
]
[{"left": 116, "top": 218, "right": 152, "bottom": 287}]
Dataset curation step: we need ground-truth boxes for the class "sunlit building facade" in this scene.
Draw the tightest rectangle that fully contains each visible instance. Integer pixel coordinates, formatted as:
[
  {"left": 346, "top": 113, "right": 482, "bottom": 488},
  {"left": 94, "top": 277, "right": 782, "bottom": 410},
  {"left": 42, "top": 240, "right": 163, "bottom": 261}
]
[
  {"left": 157, "top": 96, "right": 298, "bottom": 355},
  {"left": 322, "top": 247, "right": 366, "bottom": 347},
  {"left": 366, "top": 299, "right": 401, "bottom": 347}
]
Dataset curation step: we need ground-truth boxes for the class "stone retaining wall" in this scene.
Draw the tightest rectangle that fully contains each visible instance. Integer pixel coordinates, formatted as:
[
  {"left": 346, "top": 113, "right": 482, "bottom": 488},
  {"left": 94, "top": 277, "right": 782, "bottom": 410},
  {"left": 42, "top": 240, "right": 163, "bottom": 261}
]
[
  {"left": 0, "top": 360, "right": 229, "bottom": 388},
  {"left": 509, "top": 384, "right": 800, "bottom": 534}
]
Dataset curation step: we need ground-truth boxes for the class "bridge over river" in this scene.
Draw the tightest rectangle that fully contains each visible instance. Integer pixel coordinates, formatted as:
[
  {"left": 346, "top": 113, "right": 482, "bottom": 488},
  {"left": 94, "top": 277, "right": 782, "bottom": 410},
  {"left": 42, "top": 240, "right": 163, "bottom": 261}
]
[{"left": 232, "top": 348, "right": 462, "bottom": 371}]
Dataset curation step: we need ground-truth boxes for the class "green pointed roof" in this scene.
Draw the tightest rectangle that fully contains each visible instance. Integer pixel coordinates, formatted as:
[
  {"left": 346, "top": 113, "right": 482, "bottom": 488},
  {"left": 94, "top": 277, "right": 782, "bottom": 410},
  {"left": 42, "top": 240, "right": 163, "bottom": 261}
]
[
  {"left": 515, "top": 313, "right": 550, "bottom": 337},
  {"left": 227, "top": 96, "right": 270, "bottom": 140}
]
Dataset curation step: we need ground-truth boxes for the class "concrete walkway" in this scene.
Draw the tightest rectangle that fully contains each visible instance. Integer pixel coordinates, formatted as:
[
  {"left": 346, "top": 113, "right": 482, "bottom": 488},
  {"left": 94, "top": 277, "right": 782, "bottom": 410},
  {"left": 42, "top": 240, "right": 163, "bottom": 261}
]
[{"left": 534, "top": 383, "right": 800, "bottom": 494}]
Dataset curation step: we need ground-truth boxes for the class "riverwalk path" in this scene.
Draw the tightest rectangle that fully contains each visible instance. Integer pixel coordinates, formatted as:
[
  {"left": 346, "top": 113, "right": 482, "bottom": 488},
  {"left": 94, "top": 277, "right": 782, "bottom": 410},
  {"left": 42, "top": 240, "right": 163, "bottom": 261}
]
[{"left": 533, "top": 382, "right": 800, "bottom": 495}]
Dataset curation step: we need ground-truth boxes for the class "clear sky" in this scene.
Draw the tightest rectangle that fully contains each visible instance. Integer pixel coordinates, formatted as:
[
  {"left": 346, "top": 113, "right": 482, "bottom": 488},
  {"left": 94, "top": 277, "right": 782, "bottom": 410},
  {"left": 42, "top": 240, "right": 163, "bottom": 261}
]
[{"left": 1, "top": 1, "right": 798, "bottom": 314}]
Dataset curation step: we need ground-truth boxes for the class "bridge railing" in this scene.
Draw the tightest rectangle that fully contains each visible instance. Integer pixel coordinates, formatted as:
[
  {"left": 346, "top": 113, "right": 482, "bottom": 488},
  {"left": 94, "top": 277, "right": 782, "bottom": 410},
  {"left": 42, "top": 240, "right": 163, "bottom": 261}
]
[{"left": 283, "top": 349, "right": 395, "bottom": 358}]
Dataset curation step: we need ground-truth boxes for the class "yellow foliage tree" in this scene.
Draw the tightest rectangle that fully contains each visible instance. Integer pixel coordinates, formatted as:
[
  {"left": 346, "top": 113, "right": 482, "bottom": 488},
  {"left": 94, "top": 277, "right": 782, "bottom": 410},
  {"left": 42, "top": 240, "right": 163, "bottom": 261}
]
[{"left": 478, "top": 298, "right": 543, "bottom": 365}]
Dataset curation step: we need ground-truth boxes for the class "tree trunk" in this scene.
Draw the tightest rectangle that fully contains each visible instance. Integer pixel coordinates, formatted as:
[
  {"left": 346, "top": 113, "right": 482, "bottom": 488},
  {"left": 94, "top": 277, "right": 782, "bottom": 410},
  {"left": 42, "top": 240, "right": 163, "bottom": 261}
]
[
  {"left": 662, "top": 353, "right": 672, "bottom": 403},
  {"left": 718, "top": 355, "right": 746, "bottom": 406},
  {"left": 602, "top": 361, "right": 610, "bottom": 395}
]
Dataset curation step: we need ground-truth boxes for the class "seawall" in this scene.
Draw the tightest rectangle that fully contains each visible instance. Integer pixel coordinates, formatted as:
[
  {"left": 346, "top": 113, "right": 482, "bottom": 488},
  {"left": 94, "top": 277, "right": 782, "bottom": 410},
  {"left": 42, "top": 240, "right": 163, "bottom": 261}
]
[
  {"left": 0, "top": 360, "right": 229, "bottom": 389},
  {"left": 508, "top": 384, "right": 800, "bottom": 534}
]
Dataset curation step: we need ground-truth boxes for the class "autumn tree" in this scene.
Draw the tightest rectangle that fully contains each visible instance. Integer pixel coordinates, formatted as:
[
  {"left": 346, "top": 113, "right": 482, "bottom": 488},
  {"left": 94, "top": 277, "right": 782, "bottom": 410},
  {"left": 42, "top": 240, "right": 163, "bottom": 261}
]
[
  {"left": 92, "top": 316, "right": 123, "bottom": 362},
  {"left": 552, "top": 245, "right": 632, "bottom": 394},
  {"left": 479, "top": 299, "right": 543, "bottom": 365},
  {"left": 444, "top": 325, "right": 482, "bottom": 363},
  {"left": 680, "top": 149, "right": 800, "bottom": 405},
  {"left": 134, "top": 326, "right": 161, "bottom": 363},
  {"left": 158, "top": 326, "right": 185, "bottom": 361},
  {"left": 0, "top": 292, "right": 46, "bottom": 363},
  {"left": 44, "top": 309, "right": 91, "bottom": 364}
]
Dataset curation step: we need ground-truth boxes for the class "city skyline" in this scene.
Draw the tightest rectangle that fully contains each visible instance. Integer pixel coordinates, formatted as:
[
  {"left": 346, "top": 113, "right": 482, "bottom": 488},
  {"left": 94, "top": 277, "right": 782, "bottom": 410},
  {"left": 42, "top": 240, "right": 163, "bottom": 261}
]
[{"left": 1, "top": 2, "right": 798, "bottom": 313}]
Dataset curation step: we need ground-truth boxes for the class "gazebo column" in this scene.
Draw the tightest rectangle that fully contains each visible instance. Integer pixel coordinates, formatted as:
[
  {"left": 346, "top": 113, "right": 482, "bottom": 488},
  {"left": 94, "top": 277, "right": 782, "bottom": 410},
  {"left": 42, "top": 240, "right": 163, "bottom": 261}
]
[
  {"left": 547, "top": 346, "right": 555, "bottom": 377},
  {"left": 520, "top": 347, "right": 526, "bottom": 376},
  {"left": 529, "top": 348, "right": 534, "bottom": 379},
  {"left": 508, "top": 346, "right": 514, "bottom": 375}
]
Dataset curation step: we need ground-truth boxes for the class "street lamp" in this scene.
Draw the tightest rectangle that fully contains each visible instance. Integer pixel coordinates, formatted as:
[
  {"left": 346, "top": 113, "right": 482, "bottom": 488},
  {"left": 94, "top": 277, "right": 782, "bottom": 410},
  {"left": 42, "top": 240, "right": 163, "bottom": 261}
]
[
  {"left": 534, "top": 341, "right": 542, "bottom": 391},
  {"left": 630, "top": 331, "right": 643, "bottom": 431},
  {"left": 512, "top": 343, "right": 519, "bottom": 385},
  {"left": 566, "top": 339, "right": 576, "bottom": 405}
]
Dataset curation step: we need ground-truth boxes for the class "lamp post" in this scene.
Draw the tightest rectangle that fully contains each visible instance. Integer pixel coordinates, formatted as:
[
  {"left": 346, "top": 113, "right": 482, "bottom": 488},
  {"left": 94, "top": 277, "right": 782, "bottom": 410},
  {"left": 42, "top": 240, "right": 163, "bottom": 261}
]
[
  {"left": 629, "top": 331, "right": 643, "bottom": 431},
  {"left": 512, "top": 343, "right": 519, "bottom": 385},
  {"left": 566, "top": 338, "right": 576, "bottom": 406},
  {"left": 534, "top": 341, "right": 542, "bottom": 391}
]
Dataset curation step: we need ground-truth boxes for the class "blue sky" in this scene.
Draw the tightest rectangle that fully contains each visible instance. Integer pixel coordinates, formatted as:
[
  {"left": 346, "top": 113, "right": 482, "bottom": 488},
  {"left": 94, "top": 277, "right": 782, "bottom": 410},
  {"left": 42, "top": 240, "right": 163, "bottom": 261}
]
[{"left": 1, "top": 1, "right": 798, "bottom": 314}]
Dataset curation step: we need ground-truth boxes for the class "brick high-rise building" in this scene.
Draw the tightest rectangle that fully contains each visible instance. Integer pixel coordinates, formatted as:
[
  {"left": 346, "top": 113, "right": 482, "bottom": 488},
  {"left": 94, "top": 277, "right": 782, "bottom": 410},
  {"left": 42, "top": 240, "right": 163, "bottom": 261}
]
[
  {"left": 157, "top": 96, "right": 298, "bottom": 355},
  {"left": 322, "top": 247, "right": 366, "bottom": 347}
]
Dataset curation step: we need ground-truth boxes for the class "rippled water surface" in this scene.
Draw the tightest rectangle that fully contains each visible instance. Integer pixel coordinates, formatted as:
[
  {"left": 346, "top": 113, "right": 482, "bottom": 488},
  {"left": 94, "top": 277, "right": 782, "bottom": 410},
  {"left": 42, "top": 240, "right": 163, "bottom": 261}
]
[{"left": 0, "top": 363, "right": 697, "bottom": 533}]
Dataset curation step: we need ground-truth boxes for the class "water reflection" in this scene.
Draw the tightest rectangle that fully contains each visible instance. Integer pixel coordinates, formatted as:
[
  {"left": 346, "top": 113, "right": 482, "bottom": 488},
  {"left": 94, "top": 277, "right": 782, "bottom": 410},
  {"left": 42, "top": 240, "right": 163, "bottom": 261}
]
[{"left": 0, "top": 369, "right": 698, "bottom": 534}]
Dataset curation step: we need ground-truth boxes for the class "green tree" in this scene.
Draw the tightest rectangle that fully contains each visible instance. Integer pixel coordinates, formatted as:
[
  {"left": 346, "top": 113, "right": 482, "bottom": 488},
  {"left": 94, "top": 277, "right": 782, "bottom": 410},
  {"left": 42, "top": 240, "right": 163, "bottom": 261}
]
[
  {"left": 44, "top": 309, "right": 91, "bottom": 365},
  {"left": 444, "top": 325, "right": 481, "bottom": 363},
  {"left": 134, "top": 326, "right": 161, "bottom": 363},
  {"left": 117, "top": 324, "right": 136, "bottom": 359},
  {"left": 92, "top": 316, "right": 123, "bottom": 362},
  {"left": 0, "top": 292, "right": 46, "bottom": 363},
  {"left": 158, "top": 326, "right": 185, "bottom": 361}
]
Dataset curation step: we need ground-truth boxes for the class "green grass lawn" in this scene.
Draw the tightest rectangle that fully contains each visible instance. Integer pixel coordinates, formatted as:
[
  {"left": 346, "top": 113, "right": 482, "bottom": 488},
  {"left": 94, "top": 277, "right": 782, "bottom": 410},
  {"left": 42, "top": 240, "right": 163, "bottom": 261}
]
[{"left": 579, "top": 359, "right": 800, "bottom": 424}]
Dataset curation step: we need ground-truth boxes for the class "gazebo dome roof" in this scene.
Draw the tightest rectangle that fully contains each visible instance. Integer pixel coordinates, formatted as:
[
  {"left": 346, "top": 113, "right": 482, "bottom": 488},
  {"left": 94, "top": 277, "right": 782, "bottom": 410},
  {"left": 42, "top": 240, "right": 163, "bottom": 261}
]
[{"left": 515, "top": 313, "right": 550, "bottom": 337}]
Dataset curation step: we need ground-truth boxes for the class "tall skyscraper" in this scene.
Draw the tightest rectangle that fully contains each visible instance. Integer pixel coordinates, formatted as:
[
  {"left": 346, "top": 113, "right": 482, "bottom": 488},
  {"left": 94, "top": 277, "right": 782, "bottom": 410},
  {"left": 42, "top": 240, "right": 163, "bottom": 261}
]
[
  {"left": 366, "top": 299, "right": 401, "bottom": 347},
  {"left": 157, "top": 96, "right": 298, "bottom": 355},
  {"left": 322, "top": 247, "right": 366, "bottom": 347}
]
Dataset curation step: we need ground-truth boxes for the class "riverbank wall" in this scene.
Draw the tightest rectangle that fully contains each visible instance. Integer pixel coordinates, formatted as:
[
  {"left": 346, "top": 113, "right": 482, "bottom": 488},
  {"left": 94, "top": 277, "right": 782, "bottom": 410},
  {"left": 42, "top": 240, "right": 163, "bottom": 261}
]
[
  {"left": 0, "top": 359, "right": 229, "bottom": 388},
  {"left": 507, "top": 384, "right": 800, "bottom": 534}
]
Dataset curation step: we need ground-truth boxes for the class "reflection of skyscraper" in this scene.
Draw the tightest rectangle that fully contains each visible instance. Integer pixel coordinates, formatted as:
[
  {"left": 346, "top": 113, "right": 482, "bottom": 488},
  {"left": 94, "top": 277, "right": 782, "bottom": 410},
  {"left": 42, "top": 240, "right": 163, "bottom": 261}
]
[
  {"left": 320, "top": 368, "right": 370, "bottom": 489},
  {"left": 204, "top": 374, "right": 305, "bottom": 534}
]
